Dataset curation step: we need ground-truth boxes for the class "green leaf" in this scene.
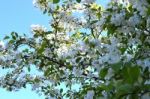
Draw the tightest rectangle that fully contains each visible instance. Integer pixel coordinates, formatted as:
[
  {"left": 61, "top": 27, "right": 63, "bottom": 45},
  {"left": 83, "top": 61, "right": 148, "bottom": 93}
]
[
  {"left": 51, "top": 0, "right": 60, "bottom": 4},
  {"left": 11, "top": 32, "right": 18, "bottom": 40},
  {"left": 116, "top": 84, "right": 133, "bottom": 98},
  {"left": 147, "top": 0, "right": 150, "bottom": 4},
  {"left": 143, "top": 84, "right": 150, "bottom": 90},
  {"left": 4, "top": 36, "right": 10, "bottom": 40},
  {"left": 22, "top": 49, "right": 29, "bottom": 53},
  {"left": 97, "top": 12, "right": 101, "bottom": 19},
  {"left": 28, "top": 67, "right": 31, "bottom": 72},
  {"left": 107, "top": 24, "right": 117, "bottom": 35},
  {"left": 111, "top": 62, "right": 122, "bottom": 73},
  {"left": 50, "top": 93, "right": 55, "bottom": 97},
  {"left": 9, "top": 39, "right": 15, "bottom": 44},
  {"left": 99, "top": 83, "right": 113, "bottom": 91},
  {"left": 99, "top": 68, "right": 108, "bottom": 79},
  {"left": 119, "top": 48, "right": 126, "bottom": 54},
  {"left": 147, "top": 7, "right": 150, "bottom": 15},
  {"left": 122, "top": 65, "right": 140, "bottom": 84},
  {"left": 117, "top": 84, "right": 132, "bottom": 93},
  {"left": 84, "top": 37, "right": 89, "bottom": 44},
  {"left": 75, "top": 57, "right": 82, "bottom": 63},
  {"left": 44, "top": 67, "right": 52, "bottom": 76},
  {"left": 37, "top": 41, "right": 47, "bottom": 54},
  {"left": 60, "top": 88, "right": 63, "bottom": 93},
  {"left": 76, "top": 0, "right": 81, "bottom": 3}
]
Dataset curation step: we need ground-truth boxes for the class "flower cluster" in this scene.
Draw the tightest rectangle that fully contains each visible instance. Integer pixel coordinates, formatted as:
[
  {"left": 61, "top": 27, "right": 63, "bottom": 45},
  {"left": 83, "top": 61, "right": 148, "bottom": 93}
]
[
  {"left": 0, "top": 0, "right": 150, "bottom": 99},
  {"left": 31, "top": 24, "right": 47, "bottom": 34}
]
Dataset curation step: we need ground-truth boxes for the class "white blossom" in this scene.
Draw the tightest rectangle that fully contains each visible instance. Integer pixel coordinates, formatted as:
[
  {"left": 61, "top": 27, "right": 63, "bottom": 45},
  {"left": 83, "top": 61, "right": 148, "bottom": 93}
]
[
  {"left": 128, "top": 14, "right": 140, "bottom": 27},
  {"left": 7, "top": 79, "right": 14, "bottom": 85},
  {"left": 130, "top": 0, "right": 147, "bottom": 16},
  {"left": 73, "top": 67, "right": 82, "bottom": 76},
  {"left": 72, "top": 4, "right": 85, "bottom": 13},
  {"left": 144, "top": 59, "right": 150, "bottom": 68},
  {"left": 108, "top": 53, "right": 120, "bottom": 64},
  {"left": 32, "top": 0, "right": 49, "bottom": 11},
  {"left": 32, "top": 83, "right": 40, "bottom": 91},
  {"left": 0, "top": 41, "right": 5, "bottom": 51},
  {"left": 31, "top": 24, "right": 47, "bottom": 34},
  {"left": 141, "top": 93, "right": 150, "bottom": 99},
  {"left": 57, "top": 44, "right": 69, "bottom": 57},
  {"left": 128, "top": 38, "right": 141, "bottom": 46},
  {"left": 32, "top": 0, "right": 37, "bottom": 6},
  {"left": 82, "top": 0, "right": 96, "bottom": 4},
  {"left": 124, "top": 53, "right": 133, "bottom": 62},
  {"left": 92, "top": 60, "right": 100, "bottom": 67},
  {"left": 46, "top": 34, "right": 55, "bottom": 40},
  {"left": 84, "top": 90, "right": 95, "bottom": 99},
  {"left": 136, "top": 58, "right": 150, "bottom": 69},
  {"left": 111, "top": 12, "right": 125, "bottom": 26}
]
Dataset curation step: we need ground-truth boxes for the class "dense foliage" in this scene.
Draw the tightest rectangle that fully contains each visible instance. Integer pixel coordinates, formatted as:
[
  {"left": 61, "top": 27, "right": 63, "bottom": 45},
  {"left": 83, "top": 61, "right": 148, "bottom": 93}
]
[{"left": 0, "top": 0, "right": 150, "bottom": 98}]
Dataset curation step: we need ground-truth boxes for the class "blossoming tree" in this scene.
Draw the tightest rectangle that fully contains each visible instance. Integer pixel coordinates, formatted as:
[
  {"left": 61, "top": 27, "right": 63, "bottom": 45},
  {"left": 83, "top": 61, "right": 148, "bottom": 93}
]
[{"left": 0, "top": 0, "right": 150, "bottom": 98}]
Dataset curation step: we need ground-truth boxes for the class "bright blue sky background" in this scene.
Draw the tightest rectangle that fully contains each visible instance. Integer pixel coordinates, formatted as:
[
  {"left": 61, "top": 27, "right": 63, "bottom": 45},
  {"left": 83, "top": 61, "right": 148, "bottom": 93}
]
[
  {"left": 0, "top": 0, "right": 109, "bottom": 99},
  {"left": 0, "top": 0, "right": 49, "bottom": 39},
  {"left": 0, "top": 0, "right": 48, "bottom": 99}
]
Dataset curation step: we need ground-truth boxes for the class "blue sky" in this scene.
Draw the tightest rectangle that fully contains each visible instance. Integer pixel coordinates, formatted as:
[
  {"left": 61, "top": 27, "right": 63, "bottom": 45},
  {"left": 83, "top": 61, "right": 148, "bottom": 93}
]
[
  {"left": 0, "top": 0, "right": 109, "bottom": 99},
  {"left": 0, "top": 0, "right": 49, "bottom": 39},
  {"left": 0, "top": 0, "right": 48, "bottom": 99}
]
